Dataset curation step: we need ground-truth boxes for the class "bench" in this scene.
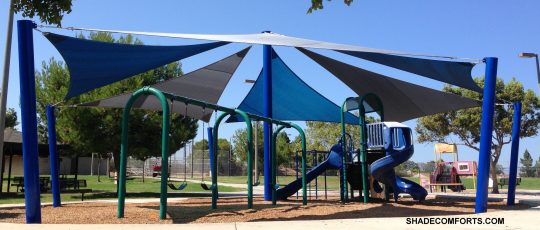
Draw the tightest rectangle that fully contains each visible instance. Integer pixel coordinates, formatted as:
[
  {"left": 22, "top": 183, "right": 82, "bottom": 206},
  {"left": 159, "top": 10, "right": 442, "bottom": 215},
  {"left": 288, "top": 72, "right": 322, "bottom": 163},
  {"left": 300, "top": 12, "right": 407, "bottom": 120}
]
[
  {"left": 61, "top": 179, "right": 91, "bottom": 201},
  {"left": 427, "top": 183, "right": 464, "bottom": 193},
  {"left": 61, "top": 189, "right": 93, "bottom": 201},
  {"left": 499, "top": 177, "right": 521, "bottom": 189}
]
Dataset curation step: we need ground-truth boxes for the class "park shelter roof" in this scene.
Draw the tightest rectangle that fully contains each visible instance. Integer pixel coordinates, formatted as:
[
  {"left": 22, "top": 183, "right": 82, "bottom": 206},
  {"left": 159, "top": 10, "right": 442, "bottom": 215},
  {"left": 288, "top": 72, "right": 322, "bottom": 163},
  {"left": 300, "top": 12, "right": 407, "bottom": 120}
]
[
  {"left": 78, "top": 48, "right": 251, "bottom": 122},
  {"left": 44, "top": 32, "right": 229, "bottom": 99},
  {"left": 298, "top": 48, "right": 481, "bottom": 122},
  {"left": 3, "top": 128, "right": 54, "bottom": 156},
  {"left": 227, "top": 48, "right": 358, "bottom": 124}
]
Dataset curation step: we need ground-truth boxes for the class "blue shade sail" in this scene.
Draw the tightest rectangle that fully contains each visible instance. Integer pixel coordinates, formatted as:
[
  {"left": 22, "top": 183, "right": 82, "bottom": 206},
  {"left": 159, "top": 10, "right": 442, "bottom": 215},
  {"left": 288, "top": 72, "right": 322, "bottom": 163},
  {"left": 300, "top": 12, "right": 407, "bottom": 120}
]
[
  {"left": 44, "top": 32, "right": 229, "bottom": 99},
  {"left": 338, "top": 50, "right": 481, "bottom": 92},
  {"left": 229, "top": 48, "right": 358, "bottom": 124}
]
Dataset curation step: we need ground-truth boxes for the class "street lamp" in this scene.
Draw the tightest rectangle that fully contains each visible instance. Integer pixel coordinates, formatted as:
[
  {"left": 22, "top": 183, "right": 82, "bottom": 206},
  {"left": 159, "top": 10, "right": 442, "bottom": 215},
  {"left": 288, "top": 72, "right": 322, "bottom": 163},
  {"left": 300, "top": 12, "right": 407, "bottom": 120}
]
[{"left": 519, "top": 52, "right": 540, "bottom": 92}]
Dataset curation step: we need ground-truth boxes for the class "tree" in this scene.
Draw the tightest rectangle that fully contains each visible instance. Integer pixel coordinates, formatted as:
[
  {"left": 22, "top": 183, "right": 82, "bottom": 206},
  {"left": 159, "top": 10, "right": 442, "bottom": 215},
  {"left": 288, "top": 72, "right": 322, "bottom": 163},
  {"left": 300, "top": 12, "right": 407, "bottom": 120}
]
[
  {"left": 308, "top": 0, "right": 353, "bottom": 13},
  {"left": 395, "top": 160, "right": 419, "bottom": 177},
  {"left": 35, "top": 32, "right": 197, "bottom": 174},
  {"left": 534, "top": 156, "right": 540, "bottom": 178},
  {"left": 418, "top": 161, "right": 437, "bottom": 173},
  {"left": 191, "top": 138, "right": 232, "bottom": 174},
  {"left": 301, "top": 115, "right": 376, "bottom": 151},
  {"left": 4, "top": 108, "right": 18, "bottom": 129},
  {"left": 232, "top": 123, "right": 294, "bottom": 174},
  {"left": 416, "top": 77, "right": 540, "bottom": 193},
  {"left": 12, "top": 0, "right": 72, "bottom": 26},
  {"left": 520, "top": 149, "right": 534, "bottom": 177}
]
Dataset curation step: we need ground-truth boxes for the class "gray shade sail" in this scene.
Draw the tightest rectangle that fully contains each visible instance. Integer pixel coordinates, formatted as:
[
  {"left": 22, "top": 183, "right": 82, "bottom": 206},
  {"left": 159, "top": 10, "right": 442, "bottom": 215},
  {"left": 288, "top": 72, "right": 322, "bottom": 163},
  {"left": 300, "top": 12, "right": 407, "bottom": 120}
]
[
  {"left": 298, "top": 48, "right": 481, "bottom": 122},
  {"left": 49, "top": 27, "right": 480, "bottom": 91},
  {"left": 78, "top": 47, "right": 251, "bottom": 122}
]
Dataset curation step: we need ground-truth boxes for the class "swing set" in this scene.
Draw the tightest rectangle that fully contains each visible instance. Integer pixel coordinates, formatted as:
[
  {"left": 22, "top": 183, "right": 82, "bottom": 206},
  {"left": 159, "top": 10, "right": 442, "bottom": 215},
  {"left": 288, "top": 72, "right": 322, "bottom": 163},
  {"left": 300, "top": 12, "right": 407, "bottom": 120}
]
[{"left": 117, "top": 86, "right": 307, "bottom": 220}]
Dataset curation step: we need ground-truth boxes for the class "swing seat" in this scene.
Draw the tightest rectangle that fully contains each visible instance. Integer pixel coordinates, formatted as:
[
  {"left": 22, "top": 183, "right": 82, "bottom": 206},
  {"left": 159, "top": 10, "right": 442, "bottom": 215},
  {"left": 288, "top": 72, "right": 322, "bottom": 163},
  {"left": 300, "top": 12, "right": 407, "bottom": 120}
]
[
  {"left": 200, "top": 182, "right": 211, "bottom": 190},
  {"left": 168, "top": 182, "right": 188, "bottom": 191}
]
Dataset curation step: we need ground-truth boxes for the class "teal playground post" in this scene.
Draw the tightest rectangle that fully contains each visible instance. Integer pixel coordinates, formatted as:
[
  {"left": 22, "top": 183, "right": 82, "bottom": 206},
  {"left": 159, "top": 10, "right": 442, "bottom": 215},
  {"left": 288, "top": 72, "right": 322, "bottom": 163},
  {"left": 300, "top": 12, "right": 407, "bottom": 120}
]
[
  {"left": 118, "top": 87, "right": 170, "bottom": 220},
  {"left": 271, "top": 123, "right": 307, "bottom": 206},
  {"left": 212, "top": 110, "right": 254, "bottom": 209},
  {"left": 340, "top": 94, "right": 384, "bottom": 204}
]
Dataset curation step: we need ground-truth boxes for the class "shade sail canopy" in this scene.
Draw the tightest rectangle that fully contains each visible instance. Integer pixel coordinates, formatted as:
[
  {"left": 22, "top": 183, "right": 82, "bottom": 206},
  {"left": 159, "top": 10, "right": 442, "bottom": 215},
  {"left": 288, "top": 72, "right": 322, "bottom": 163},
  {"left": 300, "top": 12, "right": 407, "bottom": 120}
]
[
  {"left": 44, "top": 32, "right": 229, "bottom": 99},
  {"left": 338, "top": 50, "right": 481, "bottom": 92},
  {"left": 78, "top": 47, "right": 251, "bottom": 122},
  {"left": 227, "top": 48, "right": 358, "bottom": 124},
  {"left": 53, "top": 27, "right": 481, "bottom": 92},
  {"left": 298, "top": 48, "right": 481, "bottom": 122}
]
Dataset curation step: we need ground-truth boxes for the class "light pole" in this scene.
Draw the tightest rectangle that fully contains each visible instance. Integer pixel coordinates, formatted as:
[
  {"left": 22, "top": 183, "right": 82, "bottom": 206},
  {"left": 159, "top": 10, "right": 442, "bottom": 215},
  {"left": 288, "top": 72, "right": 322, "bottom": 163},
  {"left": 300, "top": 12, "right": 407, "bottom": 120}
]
[
  {"left": 519, "top": 52, "right": 540, "bottom": 92},
  {"left": 0, "top": 0, "right": 15, "bottom": 195}
]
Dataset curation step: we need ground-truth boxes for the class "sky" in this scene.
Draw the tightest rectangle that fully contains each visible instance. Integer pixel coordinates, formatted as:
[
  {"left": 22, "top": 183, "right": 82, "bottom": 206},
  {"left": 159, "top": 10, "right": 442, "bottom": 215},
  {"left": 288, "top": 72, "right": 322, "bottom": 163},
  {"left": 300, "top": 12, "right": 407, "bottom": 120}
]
[{"left": 0, "top": 1, "right": 539, "bottom": 167}]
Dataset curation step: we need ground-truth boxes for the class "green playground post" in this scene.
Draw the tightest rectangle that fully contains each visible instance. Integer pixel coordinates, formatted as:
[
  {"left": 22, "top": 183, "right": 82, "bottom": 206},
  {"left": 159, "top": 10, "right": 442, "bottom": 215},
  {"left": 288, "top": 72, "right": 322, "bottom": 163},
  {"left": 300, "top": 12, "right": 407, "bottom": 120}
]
[
  {"left": 341, "top": 94, "right": 384, "bottom": 204},
  {"left": 118, "top": 87, "right": 170, "bottom": 220},
  {"left": 340, "top": 99, "right": 351, "bottom": 203},
  {"left": 213, "top": 109, "right": 254, "bottom": 209},
  {"left": 271, "top": 123, "right": 307, "bottom": 206}
]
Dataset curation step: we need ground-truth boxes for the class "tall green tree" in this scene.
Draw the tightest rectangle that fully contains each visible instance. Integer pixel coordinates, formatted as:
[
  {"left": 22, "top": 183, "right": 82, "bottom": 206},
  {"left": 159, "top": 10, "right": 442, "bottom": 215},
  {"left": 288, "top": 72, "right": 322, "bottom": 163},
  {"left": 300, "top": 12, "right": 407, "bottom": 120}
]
[
  {"left": 534, "top": 156, "right": 540, "bottom": 178},
  {"left": 35, "top": 32, "right": 198, "bottom": 172},
  {"left": 300, "top": 115, "right": 376, "bottom": 152},
  {"left": 4, "top": 108, "right": 18, "bottom": 129},
  {"left": 416, "top": 77, "right": 540, "bottom": 193},
  {"left": 13, "top": 0, "right": 72, "bottom": 26},
  {"left": 520, "top": 149, "right": 534, "bottom": 177},
  {"left": 232, "top": 123, "right": 293, "bottom": 174}
]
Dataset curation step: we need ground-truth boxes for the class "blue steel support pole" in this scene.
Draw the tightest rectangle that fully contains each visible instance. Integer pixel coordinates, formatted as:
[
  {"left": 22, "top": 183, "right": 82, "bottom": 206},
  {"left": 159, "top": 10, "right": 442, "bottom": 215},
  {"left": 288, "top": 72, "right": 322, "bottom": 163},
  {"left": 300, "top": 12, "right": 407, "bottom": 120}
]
[
  {"left": 263, "top": 44, "right": 273, "bottom": 201},
  {"left": 507, "top": 102, "right": 521, "bottom": 205},
  {"left": 208, "top": 127, "right": 217, "bottom": 207},
  {"left": 17, "top": 20, "right": 41, "bottom": 223},
  {"left": 475, "top": 57, "right": 498, "bottom": 214},
  {"left": 46, "top": 105, "right": 61, "bottom": 207}
]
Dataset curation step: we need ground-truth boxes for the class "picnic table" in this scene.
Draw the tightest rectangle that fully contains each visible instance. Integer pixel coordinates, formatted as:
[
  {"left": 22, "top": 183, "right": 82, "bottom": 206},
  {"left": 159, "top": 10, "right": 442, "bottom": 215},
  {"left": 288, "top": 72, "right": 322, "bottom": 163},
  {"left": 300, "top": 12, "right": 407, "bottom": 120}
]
[
  {"left": 10, "top": 176, "right": 92, "bottom": 201},
  {"left": 11, "top": 176, "right": 50, "bottom": 192},
  {"left": 498, "top": 177, "right": 521, "bottom": 189}
]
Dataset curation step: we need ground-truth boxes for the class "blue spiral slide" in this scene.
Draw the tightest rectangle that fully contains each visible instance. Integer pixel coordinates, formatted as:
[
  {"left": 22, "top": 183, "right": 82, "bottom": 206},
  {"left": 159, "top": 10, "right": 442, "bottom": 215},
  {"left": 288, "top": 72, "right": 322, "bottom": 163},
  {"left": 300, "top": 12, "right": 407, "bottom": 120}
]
[{"left": 369, "top": 144, "right": 428, "bottom": 201}]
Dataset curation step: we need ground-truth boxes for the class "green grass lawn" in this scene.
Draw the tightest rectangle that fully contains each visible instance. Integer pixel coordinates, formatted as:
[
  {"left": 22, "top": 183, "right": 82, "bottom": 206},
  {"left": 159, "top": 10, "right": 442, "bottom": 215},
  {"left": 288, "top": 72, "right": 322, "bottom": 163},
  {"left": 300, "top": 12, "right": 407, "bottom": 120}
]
[{"left": 0, "top": 175, "right": 242, "bottom": 205}]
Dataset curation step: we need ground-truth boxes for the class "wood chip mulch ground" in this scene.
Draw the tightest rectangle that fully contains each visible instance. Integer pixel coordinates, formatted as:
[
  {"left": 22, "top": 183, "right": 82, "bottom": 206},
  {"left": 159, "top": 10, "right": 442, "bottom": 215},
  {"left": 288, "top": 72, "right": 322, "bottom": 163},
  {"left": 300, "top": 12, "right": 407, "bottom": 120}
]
[{"left": 0, "top": 196, "right": 530, "bottom": 224}]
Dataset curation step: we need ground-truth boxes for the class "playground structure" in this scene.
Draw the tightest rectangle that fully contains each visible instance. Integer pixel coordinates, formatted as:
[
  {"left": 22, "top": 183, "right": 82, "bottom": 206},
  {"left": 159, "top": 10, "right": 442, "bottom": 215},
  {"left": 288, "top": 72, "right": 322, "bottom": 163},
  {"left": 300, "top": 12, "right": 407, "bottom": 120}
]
[
  {"left": 339, "top": 94, "right": 427, "bottom": 202},
  {"left": 428, "top": 143, "right": 477, "bottom": 192},
  {"left": 10, "top": 19, "right": 526, "bottom": 224}
]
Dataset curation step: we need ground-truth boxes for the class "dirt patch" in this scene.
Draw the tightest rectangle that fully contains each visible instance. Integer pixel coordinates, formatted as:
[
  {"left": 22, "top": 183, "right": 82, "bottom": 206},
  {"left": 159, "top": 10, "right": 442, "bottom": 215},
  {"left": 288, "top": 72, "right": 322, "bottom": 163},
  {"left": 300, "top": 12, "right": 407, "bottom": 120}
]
[{"left": 0, "top": 196, "right": 530, "bottom": 224}]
